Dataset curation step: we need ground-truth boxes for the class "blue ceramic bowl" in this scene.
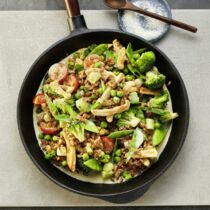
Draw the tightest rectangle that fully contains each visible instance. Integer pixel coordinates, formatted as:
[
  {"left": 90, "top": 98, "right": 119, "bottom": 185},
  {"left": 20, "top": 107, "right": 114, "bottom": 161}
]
[{"left": 118, "top": 0, "right": 172, "bottom": 42}]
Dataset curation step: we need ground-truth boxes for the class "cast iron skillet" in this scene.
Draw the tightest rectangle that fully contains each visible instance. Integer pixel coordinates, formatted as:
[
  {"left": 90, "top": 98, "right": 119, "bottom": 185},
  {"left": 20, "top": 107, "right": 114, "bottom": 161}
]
[{"left": 17, "top": 0, "right": 189, "bottom": 203}]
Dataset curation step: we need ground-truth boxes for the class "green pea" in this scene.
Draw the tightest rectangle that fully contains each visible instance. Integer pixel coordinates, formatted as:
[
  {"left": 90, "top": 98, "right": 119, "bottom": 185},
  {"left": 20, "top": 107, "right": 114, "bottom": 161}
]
[
  {"left": 125, "top": 75, "right": 134, "bottom": 81},
  {"left": 68, "top": 61, "right": 74, "bottom": 69},
  {"left": 98, "top": 88, "right": 104, "bottom": 95},
  {"left": 38, "top": 133, "right": 44, "bottom": 139},
  {"left": 60, "top": 131, "right": 63, "bottom": 137},
  {"left": 113, "top": 96, "right": 120, "bottom": 104},
  {"left": 154, "top": 122, "right": 161, "bottom": 129},
  {"left": 117, "top": 91, "right": 124, "bottom": 98},
  {"left": 66, "top": 98, "right": 75, "bottom": 105},
  {"left": 114, "top": 113, "right": 122, "bottom": 119},
  {"left": 100, "top": 121, "right": 108, "bottom": 128},
  {"left": 115, "top": 156, "right": 121, "bottom": 163},
  {"left": 110, "top": 90, "right": 117, "bottom": 97},
  {"left": 80, "top": 85, "right": 85, "bottom": 90},
  {"left": 44, "top": 150, "right": 56, "bottom": 160},
  {"left": 82, "top": 153, "right": 90, "bottom": 161},
  {"left": 122, "top": 171, "right": 132, "bottom": 181},
  {"left": 113, "top": 70, "right": 120, "bottom": 76},
  {"left": 133, "top": 53, "right": 140, "bottom": 59},
  {"left": 44, "top": 135, "right": 51, "bottom": 141},
  {"left": 108, "top": 66, "right": 114, "bottom": 71},
  {"left": 100, "top": 154, "right": 110, "bottom": 163},
  {"left": 118, "top": 83, "right": 125, "bottom": 88},
  {"left": 91, "top": 93, "right": 98, "bottom": 100},
  {"left": 61, "top": 160, "right": 68, "bottom": 167},
  {"left": 100, "top": 55, "right": 105, "bottom": 61},
  {"left": 52, "top": 136, "right": 59, "bottom": 142},
  {"left": 115, "top": 149, "right": 122, "bottom": 157},
  {"left": 75, "top": 91, "right": 81, "bottom": 99},
  {"left": 94, "top": 62, "right": 102, "bottom": 68},
  {"left": 123, "top": 68, "right": 129, "bottom": 74}
]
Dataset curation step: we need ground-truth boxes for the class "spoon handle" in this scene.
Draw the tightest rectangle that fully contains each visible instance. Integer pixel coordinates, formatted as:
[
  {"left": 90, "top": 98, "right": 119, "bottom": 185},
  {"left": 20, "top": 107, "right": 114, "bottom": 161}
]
[{"left": 126, "top": 2, "right": 197, "bottom": 33}]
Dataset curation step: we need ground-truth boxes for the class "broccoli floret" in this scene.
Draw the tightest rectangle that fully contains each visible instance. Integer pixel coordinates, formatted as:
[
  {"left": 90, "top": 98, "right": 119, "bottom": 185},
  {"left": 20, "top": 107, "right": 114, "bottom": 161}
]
[
  {"left": 135, "top": 51, "right": 156, "bottom": 74},
  {"left": 144, "top": 68, "right": 166, "bottom": 90},
  {"left": 117, "top": 108, "right": 140, "bottom": 128},
  {"left": 150, "top": 108, "right": 178, "bottom": 123},
  {"left": 77, "top": 158, "right": 91, "bottom": 175},
  {"left": 149, "top": 91, "right": 169, "bottom": 108},
  {"left": 159, "top": 111, "right": 179, "bottom": 123}
]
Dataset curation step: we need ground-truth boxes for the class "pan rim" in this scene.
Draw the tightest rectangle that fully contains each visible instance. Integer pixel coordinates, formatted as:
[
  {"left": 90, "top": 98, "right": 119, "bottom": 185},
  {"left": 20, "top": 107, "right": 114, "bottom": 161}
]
[{"left": 17, "top": 29, "right": 190, "bottom": 197}]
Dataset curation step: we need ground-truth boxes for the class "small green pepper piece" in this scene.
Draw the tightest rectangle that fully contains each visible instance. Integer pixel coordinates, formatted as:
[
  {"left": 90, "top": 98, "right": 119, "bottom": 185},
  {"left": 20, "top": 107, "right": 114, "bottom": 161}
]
[
  {"left": 83, "top": 159, "right": 102, "bottom": 171},
  {"left": 152, "top": 126, "right": 168, "bottom": 146},
  {"left": 82, "top": 153, "right": 89, "bottom": 161},
  {"left": 108, "top": 130, "right": 133, "bottom": 139},
  {"left": 89, "top": 44, "right": 108, "bottom": 55},
  {"left": 44, "top": 135, "right": 51, "bottom": 141},
  {"left": 61, "top": 160, "right": 68, "bottom": 167},
  {"left": 38, "top": 133, "right": 44, "bottom": 139},
  {"left": 100, "top": 121, "right": 108, "bottom": 128}
]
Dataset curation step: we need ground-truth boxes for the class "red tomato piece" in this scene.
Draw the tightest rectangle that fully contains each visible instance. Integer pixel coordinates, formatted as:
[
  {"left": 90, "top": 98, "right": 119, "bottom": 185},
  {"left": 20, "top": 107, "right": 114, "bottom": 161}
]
[
  {"left": 48, "top": 63, "right": 68, "bottom": 83},
  {"left": 39, "top": 121, "right": 60, "bottom": 135},
  {"left": 63, "top": 74, "right": 79, "bottom": 93},
  {"left": 33, "top": 93, "right": 46, "bottom": 105},
  {"left": 101, "top": 136, "right": 115, "bottom": 154}
]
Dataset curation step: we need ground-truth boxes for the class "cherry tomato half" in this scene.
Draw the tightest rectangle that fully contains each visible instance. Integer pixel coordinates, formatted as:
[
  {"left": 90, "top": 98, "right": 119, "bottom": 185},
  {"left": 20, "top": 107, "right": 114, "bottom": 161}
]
[
  {"left": 101, "top": 136, "right": 115, "bottom": 154},
  {"left": 48, "top": 63, "right": 68, "bottom": 83},
  {"left": 32, "top": 93, "right": 46, "bottom": 105},
  {"left": 39, "top": 121, "right": 60, "bottom": 135},
  {"left": 63, "top": 74, "right": 79, "bottom": 93}
]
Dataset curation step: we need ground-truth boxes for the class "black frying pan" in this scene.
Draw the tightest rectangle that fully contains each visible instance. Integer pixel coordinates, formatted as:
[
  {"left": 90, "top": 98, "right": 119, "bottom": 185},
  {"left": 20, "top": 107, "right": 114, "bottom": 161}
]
[{"left": 17, "top": 0, "right": 189, "bottom": 203}]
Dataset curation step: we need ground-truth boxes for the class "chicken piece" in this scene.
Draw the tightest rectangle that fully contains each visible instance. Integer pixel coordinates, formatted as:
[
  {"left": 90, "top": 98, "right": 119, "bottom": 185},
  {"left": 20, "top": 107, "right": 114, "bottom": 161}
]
[
  {"left": 140, "top": 87, "right": 161, "bottom": 96},
  {"left": 106, "top": 115, "right": 114, "bottom": 123},
  {"left": 113, "top": 39, "right": 123, "bottom": 52},
  {"left": 133, "top": 147, "right": 158, "bottom": 159},
  {"left": 116, "top": 47, "right": 127, "bottom": 70},
  {"left": 123, "top": 79, "right": 143, "bottom": 95},
  {"left": 92, "top": 100, "right": 130, "bottom": 116},
  {"left": 63, "top": 128, "right": 76, "bottom": 172}
]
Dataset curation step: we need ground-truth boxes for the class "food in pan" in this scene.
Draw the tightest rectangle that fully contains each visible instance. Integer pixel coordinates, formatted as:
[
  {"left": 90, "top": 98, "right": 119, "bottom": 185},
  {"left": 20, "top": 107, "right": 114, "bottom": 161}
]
[{"left": 33, "top": 39, "right": 178, "bottom": 183}]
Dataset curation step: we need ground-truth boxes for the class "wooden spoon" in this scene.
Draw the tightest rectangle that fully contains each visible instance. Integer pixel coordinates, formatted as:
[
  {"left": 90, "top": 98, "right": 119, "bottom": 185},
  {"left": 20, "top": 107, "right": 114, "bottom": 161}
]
[{"left": 104, "top": 0, "right": 197, "bottom": 33}]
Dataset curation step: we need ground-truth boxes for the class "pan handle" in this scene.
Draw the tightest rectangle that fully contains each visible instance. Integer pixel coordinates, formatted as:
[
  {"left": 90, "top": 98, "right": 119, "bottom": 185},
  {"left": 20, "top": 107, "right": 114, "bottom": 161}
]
[{"left": 64, "top": 0, "right": 88, "bottom": 33}]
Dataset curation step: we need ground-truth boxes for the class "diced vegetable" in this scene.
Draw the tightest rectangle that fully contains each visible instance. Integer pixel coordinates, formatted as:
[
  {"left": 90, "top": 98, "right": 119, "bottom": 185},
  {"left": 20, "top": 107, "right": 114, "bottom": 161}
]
[
  {"left": 76, "top": 98, "right": 91, "bottom": 113},
  {"left": 152, "top": 126, "right": 169, "bottom": 146},
  {"left": 87, "top": 71, "right": 101, "bottom": 84},
  {"left": 108, "top": 130, "right": 133, "bottom": 139},
  {"left": 89, "top": 44, "right": 108, "bottom": 55},
  {"left": 129, "top": 92, "right": 140, "bottom": 104},
  {"left": 84, "top": 120, "right": 99, "bottom": 133},
  {"left": 126, "top": 128, "right": 144, "bottom": 163},
  {"left": 146, "top": 118, "right": 155, "bottom": 130},
  {"left": 84, "top": 159, "right": 102, "bottom": 171}
]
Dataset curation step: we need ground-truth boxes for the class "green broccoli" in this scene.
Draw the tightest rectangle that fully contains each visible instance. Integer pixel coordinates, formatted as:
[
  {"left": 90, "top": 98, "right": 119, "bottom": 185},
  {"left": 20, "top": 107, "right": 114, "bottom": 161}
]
[
  {"left": 149, "top": 91, "right": 169, "bottom": 108},
  {"left": 159, "top": 110, "right": 179, "bottom": 123},
  {"left": 117, "top": 108, "right": 140, "bottom": 128},
  {"left": 135, "top": 51, "right": 156, "bottom": 74},
  {"left": 144, "top": 68, "right": 166, "bottom": 90},
  {"left": 68, "top": 122, "right": 85, "bottom": 142},
  {"left": 150, "top": 108, "right": 179, "bottom": 123},
  {"left": 77, "top": 158, "right": 91, "bottom": 175}
]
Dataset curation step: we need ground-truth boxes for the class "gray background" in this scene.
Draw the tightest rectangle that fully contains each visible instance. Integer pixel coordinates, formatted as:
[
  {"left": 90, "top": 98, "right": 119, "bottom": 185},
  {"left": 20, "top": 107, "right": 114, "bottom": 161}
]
[
  {"left": 0, "top": 0, "right": 210, "bottom": 209},
  {"left": 1, "top": 0, "right": 210, "bottom": 10}
]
